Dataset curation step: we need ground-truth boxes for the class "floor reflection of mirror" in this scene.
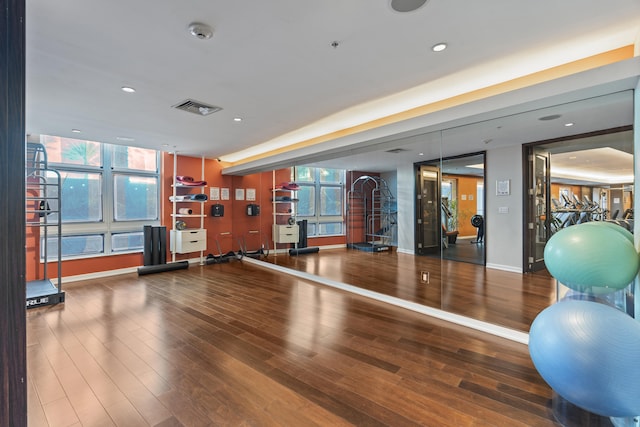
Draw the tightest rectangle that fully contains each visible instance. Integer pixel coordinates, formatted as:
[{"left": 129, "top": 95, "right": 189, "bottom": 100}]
[{"left": 263, "top": 248, "right": 555, "bottom": 333}]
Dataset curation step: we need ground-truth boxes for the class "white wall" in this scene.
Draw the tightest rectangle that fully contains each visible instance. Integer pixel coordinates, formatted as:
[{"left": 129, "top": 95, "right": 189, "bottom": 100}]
[
  {"left": 485, "top": 145, "right": 524, "bottom": 272},
  {"left": 396, "top": 164, "right": 415, "bottom": 254}
]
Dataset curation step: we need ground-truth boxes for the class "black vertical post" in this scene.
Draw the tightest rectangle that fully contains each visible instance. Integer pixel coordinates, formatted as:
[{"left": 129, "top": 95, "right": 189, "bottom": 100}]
[
  {"left": 1, "top": 0, "right": 27, "bottom": 424},
  {"left": 158, "top": 226, "right": 167, "bottom": 264},
  {"left": 143, "top": 225, "right": 153, "bottom": 266},
  {"left": 151, "top": 226, "right": 160, "bottom": 265}
]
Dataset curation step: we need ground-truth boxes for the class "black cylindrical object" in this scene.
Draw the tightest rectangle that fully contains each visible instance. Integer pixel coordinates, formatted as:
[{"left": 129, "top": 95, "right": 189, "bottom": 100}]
[
  {"left": 151, "top": 226, "right": 161, "bottom": 265},
  {"left": 143, "top": 225, "right": 167, "bottom": 266},
  {"left": 158, "top": 226, "right": 167, "bottom": 264},
  {"left": 137, "top": 261, "right": 189, "bottom": 276},
  {"left": 143, "top": 225, "right": 153, "bottom": 266},
  {"left": 297, "top": 219, "right": 308, "bottom": 248},
  {"left": 289, "top": 247, "right": 319, "bottom": 256}
]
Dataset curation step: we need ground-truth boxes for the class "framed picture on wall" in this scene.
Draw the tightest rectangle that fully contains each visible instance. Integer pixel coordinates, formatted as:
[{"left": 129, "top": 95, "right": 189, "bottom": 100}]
[{"left": 496, "top": 179, "right": 510, "bottom": 196}]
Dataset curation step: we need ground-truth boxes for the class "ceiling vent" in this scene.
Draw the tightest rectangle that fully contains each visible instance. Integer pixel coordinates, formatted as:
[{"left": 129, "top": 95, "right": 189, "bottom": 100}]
[
  {"left": 385, "top": 148, "right": 409, "bottom": 154},
  {"left": 172, "top": 99, "right": 222, "bottom": 116}
]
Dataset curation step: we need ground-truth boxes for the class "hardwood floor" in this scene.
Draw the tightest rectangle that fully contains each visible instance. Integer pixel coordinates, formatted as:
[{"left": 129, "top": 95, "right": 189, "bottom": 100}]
[
  {"left": 27, "top": 260, "right": 561, "bottom": 426},
  {"left": 265, "top": 248, "right": 556, "bottom": 332}
]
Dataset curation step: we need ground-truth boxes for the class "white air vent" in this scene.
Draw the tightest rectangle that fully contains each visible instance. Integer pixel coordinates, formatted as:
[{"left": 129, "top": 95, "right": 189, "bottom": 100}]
[
  {"left": 385, "top": 148, "right": 409, "bottom": 154},
  {"left": 172, "top": 99, "right": 222, "bottom": 116}
]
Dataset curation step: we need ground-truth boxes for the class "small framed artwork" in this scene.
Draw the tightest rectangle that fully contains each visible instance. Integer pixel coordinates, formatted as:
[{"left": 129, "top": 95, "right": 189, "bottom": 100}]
[
  {"left": 235, "top": 188, "right": 245, "bottom": 201},
  {"left": 496, "top": 179, "right": 510, "bottom": 196},
  {"left": 221, "top": 188, "right": 230, "bottom": 200},
  {"left": 246, "top": 188, "right": 256, "bottom": 201},
  {"left": 210, "top": 187, "right": 220, "bottom": 201}
]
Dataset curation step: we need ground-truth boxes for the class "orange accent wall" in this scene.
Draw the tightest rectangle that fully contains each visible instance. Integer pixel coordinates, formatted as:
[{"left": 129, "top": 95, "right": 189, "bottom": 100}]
[
  {"left": 25, "top": 155, "right": 347, "bottom": 280},
  {"left": 444, "top": 174, "right": 482, "bottom": 237}
]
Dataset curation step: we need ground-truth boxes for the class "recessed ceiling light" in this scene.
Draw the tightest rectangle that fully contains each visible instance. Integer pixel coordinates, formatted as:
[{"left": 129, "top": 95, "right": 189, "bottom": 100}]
[
  {"left": 419, "top": 152, "right": 424, "bottom": 156},
  {"left": 431, "top": 43, "right": 447, "bottom": 52},
  {"left": 233, "top": 117, "right": 242, "bottom": 122},
  {"left": 564, "top": 122, "right": 574, "bottom": 127},
  {"left": 121, "top": 86, "right": 136, "bottom": 93},
  {"left": 71, "top": 129, "right": 81, "bottom": 133}
]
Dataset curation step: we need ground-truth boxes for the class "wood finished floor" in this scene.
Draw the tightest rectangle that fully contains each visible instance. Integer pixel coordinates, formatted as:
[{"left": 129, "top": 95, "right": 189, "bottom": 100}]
[
  {"left": 265, "top": 248, "right": 556, "bottom": 333},
  {"left": 27, "top": 260, "right": 560, "bottom": 426}
]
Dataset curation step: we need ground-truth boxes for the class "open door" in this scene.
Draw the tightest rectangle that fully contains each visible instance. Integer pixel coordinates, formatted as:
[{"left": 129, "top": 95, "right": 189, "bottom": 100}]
[
  {"left": 416, "top": 165, "right": 440, "bottom": 255},
  {"left": 525, "top": 147, "right": 551, "bottom": 272}
]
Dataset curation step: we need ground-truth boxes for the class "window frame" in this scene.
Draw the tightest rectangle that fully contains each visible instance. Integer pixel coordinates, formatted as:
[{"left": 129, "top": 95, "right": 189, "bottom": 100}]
[
  {"left": 293, "top": 166, "right": 345, "bottom": 237},
  {"left": 41, "top": 137, "right": 160, "bottom": 259}
]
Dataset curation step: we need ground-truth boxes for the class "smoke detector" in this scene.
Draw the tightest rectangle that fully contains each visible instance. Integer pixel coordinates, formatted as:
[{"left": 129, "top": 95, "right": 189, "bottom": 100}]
[{"left": 188, "top": 22, "right": 213, "bottom": 40}]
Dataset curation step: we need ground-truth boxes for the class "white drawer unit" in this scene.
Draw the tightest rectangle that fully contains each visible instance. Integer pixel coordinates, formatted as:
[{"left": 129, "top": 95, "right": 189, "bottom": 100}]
[
  {"left": 273, "top": 224, "right": 299, "bottom": 244},
  {"left": 170, "top": 229, "right": 207, "bottom": 254}
]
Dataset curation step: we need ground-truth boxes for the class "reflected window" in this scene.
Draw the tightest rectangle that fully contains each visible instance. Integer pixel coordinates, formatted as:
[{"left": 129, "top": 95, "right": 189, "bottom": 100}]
[{"left": 294, "top": 166, "right": 345, "bottom": 236}]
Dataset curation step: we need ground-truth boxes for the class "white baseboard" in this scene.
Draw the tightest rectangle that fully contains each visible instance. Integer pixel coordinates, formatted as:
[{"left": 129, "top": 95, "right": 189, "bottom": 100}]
[
  {"left": 61, "top": 256, "right": 204, "bottom": 284},
  {"left": 317, "top": 244, "right": 346, "bottom": 250},
  {"left": 486, "top": 263, "right": 523, "bottom": 273},
  {"left": 396, "top": 248, "right": 415, "bottom": 255}
]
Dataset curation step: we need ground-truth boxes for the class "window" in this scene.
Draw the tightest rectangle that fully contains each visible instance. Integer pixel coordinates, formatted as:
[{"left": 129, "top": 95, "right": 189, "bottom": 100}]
[
  {"left": 293, "top": 167, "right": 345, "bottom": 236},
  {"left": 40, "top": 135, "right": 160, "bottom": 259}
]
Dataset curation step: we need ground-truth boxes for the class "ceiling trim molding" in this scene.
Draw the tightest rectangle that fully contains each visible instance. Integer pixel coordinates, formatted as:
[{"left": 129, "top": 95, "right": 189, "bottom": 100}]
[
  {"left": 226, "top": 46, "right": 633, "bottom": 169},
  {"left": 223, "top": 50, "right": 639, "bottom": 176}
]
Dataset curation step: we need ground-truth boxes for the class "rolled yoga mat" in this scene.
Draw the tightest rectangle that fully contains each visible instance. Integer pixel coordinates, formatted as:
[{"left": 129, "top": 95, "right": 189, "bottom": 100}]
[
  {"left": 289, "top": 247, "right": 319, "bottom": 256},
  {"left": 178, "top": 208, "right": 193, "bottom": 214},
  {"left": 137, "top": 261, "right": 189, "bottom": 275}
]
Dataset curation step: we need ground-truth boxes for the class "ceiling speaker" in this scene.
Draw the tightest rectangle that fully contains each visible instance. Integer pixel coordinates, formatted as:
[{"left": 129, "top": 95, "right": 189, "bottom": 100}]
[{"left": 390, "top": 0, "right": 428, "bottom": 12}]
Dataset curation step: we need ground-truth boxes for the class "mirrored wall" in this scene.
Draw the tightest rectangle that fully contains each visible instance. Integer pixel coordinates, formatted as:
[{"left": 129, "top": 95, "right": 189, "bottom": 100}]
[{"left": 256, "top": 89, "right": 635, "bottom": 333}]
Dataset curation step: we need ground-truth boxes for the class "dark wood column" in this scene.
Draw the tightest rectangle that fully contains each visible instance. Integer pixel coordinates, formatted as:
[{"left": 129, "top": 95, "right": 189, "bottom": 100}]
[{"left": 0, "top": 0, "right": 27, "bottom": 424}]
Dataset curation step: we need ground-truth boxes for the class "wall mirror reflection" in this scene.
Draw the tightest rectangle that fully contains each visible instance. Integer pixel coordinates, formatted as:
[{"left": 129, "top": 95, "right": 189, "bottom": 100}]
[{"left": 260, "top": 89, "right": 635, "bottom": 335}]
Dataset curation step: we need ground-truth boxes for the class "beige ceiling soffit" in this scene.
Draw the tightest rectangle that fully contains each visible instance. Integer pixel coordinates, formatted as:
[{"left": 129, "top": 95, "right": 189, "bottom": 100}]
[{"left": 229, "top": 45, "right": 634, "bottom": 167}]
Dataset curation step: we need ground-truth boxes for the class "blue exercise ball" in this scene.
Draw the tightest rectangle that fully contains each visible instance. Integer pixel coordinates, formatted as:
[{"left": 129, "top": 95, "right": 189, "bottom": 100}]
[
  {"left": 544, "top": 223, "right": 639, "bottom": 294},
  {"left": 529, "top": 300, "right": 640, "bottom": 417}
]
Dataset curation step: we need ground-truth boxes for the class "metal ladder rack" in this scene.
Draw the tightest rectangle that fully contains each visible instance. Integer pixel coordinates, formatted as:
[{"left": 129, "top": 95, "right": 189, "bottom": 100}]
[
  {"left": 347, "top": 175, "right": 397, "bottom": 252},
  {"left": 25, "top": 142, "right": 64, "bottom": 308}
]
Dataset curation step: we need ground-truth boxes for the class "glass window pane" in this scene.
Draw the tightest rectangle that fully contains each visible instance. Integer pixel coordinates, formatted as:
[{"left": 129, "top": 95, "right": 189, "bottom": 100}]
[
  {"left": 320, "top": 186, "right": 342, "bottom": 216},
  {"left": 297, "top": 185, "right": 315, "bottom": 216},
  {"left": 113, "top": 174, "right": 158, "bottom": 221},
  {"left": 41, "top": 135, "right": 102, "bottom": 166},
  {"left": 112, "top": 145, "right": 158, "bottom": 171},
  {"left": 42, "top": 234, "right": 104, "bottom": 259},
  {"left": 112, "top": 231, "right": 144, "bottom": 252},
  {"left": 319, "top": 222, "right": 342, "bottom": 235},
  {"left": 319, "top": 168, "right": 343, "bottom": 183},
  {"left": 307, "top": 222, "right": 317, "bottom": 236},
  {"left": 296, "top": 167, "right": 314, "bottom": 182},
  {"left": 59, "top": 171, "right": 103, "bottom": 222}
]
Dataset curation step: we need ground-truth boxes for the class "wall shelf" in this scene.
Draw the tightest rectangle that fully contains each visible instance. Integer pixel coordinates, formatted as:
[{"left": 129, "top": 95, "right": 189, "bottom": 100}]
[{"left": 170, "top": 154, "right": 207, "bottom": 264}]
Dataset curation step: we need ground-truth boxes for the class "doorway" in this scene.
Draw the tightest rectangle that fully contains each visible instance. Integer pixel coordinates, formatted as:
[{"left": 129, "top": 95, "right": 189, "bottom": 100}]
[
  {"left": 523, "top": 128, "right": 634, "bottom": 272},
  {"left": 417, "top": 153, "right": 486, "bottom": 265}
]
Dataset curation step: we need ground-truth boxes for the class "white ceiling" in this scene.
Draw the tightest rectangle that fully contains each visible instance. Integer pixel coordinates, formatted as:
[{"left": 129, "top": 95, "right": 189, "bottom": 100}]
[{"left": 26, "top": 0, "right": 640, "bottom": 172}]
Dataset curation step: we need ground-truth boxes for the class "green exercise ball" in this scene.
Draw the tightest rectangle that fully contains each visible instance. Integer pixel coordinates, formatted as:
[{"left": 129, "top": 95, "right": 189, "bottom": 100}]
[
  {"left": 581, "top": 221, "right": 633, "bottom": 245},
  {"left": 544, "top": 223, "right": 639, "bottom": 294}
]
